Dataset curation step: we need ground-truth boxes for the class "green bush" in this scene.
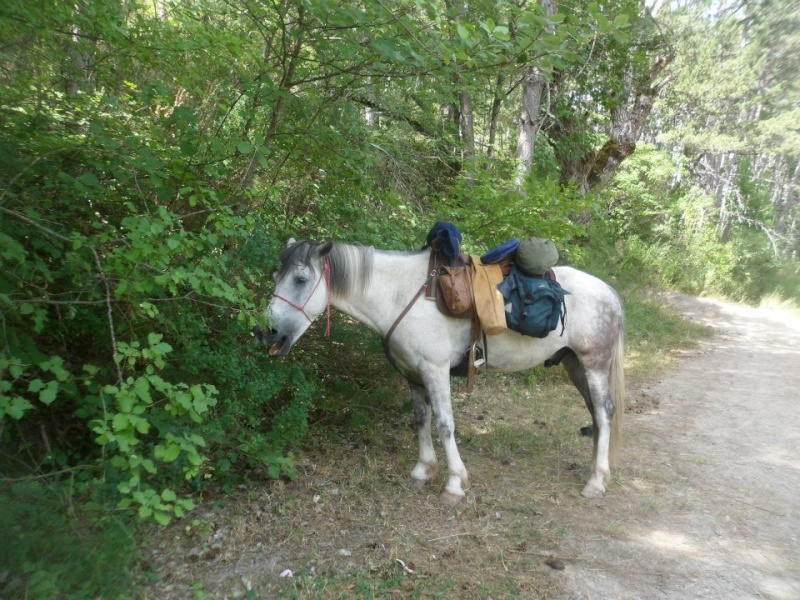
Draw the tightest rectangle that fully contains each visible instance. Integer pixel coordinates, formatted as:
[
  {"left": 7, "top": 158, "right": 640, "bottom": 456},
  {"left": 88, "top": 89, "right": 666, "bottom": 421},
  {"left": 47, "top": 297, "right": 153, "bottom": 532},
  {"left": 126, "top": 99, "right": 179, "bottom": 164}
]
[
  {"left": 0, "top": 481, "right": 136, "bottom": 599},
  {"left": 0, "top": 80, "right": 318, "bottom": 524},
  {"left": 598, "top": 145, "right": 800, "bottom": 303}
]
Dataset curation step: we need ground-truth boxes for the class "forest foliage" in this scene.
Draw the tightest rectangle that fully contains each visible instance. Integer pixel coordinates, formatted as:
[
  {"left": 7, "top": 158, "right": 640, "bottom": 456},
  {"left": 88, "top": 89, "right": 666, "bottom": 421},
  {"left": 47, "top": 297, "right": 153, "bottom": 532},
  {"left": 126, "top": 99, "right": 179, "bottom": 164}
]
[{"left": 0, "top": 0, "right": 798, "bottom": 594}]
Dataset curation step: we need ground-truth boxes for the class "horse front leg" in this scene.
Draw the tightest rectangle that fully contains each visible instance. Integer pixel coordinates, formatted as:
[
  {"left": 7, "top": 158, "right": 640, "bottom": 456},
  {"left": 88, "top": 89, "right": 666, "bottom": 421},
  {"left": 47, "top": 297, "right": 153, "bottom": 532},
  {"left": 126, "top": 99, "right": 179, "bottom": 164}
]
[
  {"left": 422, "top": 369, "right": 469, "bottom": 506},
  {"left": 409, "top": 382, "right": 438, "bottom": 489}
]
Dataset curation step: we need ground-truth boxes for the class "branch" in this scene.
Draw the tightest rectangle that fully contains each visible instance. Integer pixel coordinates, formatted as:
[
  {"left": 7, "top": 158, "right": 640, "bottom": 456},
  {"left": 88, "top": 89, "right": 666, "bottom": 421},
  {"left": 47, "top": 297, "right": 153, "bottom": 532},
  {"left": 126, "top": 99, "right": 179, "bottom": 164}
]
[
  {"left": 0, "top": 205, "right": 72, "bottom": 243},
  {"left": 348, "top": 95, "right": 436, "bottom": 138}
]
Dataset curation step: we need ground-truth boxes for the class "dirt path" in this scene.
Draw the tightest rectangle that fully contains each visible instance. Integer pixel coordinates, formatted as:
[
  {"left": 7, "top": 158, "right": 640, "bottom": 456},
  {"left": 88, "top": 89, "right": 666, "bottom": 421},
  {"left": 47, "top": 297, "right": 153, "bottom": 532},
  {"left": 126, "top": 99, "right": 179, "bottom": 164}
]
[{"left": 559, "top": 295, "right": 800, "bottom": 600}]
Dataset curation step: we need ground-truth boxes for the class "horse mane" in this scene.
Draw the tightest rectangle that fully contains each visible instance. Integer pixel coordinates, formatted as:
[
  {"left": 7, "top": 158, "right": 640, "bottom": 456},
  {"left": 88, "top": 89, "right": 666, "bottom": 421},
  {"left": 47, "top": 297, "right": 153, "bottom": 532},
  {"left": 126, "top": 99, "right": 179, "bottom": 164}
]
[{"left": 278, "top": 240, "right": 374, "bottom": 299}]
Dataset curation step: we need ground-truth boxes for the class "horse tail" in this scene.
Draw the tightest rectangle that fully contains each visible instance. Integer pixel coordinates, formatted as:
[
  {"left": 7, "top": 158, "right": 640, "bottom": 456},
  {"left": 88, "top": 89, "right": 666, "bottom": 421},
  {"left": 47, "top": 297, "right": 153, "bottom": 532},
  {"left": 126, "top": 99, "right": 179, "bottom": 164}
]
[{"left": 608, "top": 322, "right": 625, "bottom": 467}]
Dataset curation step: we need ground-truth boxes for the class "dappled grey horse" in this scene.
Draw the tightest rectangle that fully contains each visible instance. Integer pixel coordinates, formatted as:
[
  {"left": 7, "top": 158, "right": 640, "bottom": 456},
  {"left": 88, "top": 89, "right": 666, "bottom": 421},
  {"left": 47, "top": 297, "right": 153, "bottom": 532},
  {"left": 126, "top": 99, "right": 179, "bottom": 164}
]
[{"left": 254, "top": 240, "right": 625, "bottom": 505}]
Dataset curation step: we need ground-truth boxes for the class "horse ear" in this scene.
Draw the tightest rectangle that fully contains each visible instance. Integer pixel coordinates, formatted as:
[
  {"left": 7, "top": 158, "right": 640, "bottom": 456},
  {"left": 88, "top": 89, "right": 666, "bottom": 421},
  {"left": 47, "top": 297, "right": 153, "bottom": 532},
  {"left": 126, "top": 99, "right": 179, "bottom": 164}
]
[
  {"left": 318, "top": 241, "right": 334, "bottom": 257},
  {"left": 285, "top": 237, "right": 296, "bottom": 247}
]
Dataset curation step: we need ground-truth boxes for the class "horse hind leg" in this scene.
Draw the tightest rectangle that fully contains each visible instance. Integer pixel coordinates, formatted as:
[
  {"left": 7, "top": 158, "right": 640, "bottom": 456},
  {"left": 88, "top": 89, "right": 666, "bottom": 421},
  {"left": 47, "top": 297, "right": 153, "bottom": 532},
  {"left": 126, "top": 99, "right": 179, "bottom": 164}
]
[
  {"left": 563, "top": 355, "right": 615, "bottom": 498},
  {"left": 409, "top": 382, "right": 438, "bottom": 489}
]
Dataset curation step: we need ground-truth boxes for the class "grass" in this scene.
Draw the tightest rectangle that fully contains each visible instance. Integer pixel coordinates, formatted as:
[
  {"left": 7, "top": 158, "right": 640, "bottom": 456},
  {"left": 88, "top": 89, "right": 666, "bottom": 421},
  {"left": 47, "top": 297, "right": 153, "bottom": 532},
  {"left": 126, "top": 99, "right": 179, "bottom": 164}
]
[
  {"left": 622, "top": 287, "right": 715, "bottom": 380},
  {"left": 759, "top": 292, "right": 800, "bottom": 318}
]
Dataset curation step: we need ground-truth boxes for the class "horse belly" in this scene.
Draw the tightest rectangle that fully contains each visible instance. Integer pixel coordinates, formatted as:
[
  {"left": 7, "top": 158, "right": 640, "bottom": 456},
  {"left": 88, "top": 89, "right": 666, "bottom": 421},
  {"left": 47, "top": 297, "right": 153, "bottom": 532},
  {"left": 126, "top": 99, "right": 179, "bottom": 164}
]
[{"left": 485, "top": 331, "right": 568, "bottom": 373}]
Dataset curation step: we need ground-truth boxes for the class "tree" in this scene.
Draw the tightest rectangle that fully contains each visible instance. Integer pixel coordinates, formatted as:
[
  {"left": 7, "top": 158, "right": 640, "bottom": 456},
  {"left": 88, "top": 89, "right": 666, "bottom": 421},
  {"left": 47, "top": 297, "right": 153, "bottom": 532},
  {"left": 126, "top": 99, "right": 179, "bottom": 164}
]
[{"left": 649, "top": 0, "right": 800, "bottom": 258}]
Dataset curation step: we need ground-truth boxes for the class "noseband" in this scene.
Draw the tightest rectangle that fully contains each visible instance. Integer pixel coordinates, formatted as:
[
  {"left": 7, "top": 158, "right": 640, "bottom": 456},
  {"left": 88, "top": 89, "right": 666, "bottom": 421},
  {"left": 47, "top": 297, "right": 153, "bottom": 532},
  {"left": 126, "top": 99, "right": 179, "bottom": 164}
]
[{"left": 272, "top": 258, "right": 332, "bottom": 337}]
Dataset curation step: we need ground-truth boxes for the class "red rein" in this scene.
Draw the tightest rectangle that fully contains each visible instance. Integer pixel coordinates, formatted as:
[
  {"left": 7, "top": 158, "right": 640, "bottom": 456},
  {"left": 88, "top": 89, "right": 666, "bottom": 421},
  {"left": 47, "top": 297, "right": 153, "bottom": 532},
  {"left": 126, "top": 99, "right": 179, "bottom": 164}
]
[{"left": 271, "top": 258, "right": 332, "bottom": 338}]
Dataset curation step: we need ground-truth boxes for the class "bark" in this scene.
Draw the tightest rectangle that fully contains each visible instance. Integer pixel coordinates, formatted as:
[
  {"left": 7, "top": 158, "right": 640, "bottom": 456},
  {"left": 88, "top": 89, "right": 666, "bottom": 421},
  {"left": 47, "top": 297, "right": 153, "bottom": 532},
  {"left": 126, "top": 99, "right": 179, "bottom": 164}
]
[
  {"left": 240, "top": 5, "right": 305, "bottom": 190},
  {"left": 552, "top": 53, "right": 672, "bottom": 196},
  {"left": 445, "top": 0, "right": 475, "bottom": 159},
  {"left": 66, "top": 12, "right": 92, "bottom": 97},
  {"left": 586, "top": 55, "right": 672, "bottom": 192},
  {"left": 515, "top": 68, "right": 548, "bottom": 185},
  {"left": 459, "top": 87, "right": 475, "bottom": 158},
  {"left": 776, "top": 159, "right": 799, "bottom": 236},
  {"left": 487, "top": 72, "right": 505, "bottom": 158},
  {"left": 515, "top": 0, "right": 555, "bottom": 187}
]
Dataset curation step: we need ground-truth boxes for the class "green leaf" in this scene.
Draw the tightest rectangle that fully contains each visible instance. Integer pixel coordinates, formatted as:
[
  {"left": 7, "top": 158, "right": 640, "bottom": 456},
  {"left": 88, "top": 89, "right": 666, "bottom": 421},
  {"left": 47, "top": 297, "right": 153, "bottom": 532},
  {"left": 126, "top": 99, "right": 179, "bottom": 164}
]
[
  {"left": 153, "top": 510, "right": 172, "bottom": 526},
  {"left": 134, "top": 377, "right": 151, "bottom": 403},
  {"left": 39, "top": 380, "right": 59, "bottom": 405},
  {"left": 112, "top": 412, "right": 130, "bottom": 431},
  {"left": 78, "top": 172, "right": 101, "bottom": 187},
  {"left": 493, "top": 26, "right": 510, "bottom": 41},
  {"left": 158, "top": 443, "right": 181, "bottom": 462},
  {"left": 28, "top": 378, "right": 45, "bottom": 393},
  {"left": 237, "top": 141, "right": 254, "bottom": 154},
  {"left": 1, "top": 395, "right": 33, "bottom": 419}
]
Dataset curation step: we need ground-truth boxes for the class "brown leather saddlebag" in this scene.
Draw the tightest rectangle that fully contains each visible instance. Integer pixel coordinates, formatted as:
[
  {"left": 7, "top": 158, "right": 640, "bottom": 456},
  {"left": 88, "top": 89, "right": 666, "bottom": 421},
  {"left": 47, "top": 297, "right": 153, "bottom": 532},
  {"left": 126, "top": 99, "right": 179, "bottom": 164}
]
[{"left": 438, "top": 264, "right": 473, "bottom": 316}]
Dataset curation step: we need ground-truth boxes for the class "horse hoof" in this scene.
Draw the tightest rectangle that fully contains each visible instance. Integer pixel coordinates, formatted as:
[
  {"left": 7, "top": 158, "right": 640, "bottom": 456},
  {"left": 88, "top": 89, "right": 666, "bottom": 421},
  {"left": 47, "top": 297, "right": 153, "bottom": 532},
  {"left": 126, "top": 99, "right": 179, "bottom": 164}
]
[
  {"left": 410, "top": 477, "right": 429, "bottom": 491},
  {"left": 440, "top": 491, "right": 464, "bottom": 507},
  {"left": 580, "top": 483, "right": 605, "bottom": 498}
]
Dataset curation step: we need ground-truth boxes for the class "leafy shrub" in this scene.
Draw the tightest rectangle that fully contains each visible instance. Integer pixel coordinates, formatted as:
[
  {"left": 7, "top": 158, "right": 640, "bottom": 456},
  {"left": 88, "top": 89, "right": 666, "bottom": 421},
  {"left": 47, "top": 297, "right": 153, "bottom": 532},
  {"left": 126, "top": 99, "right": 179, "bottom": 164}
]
[
  {"left": 0, "top": 81, "right": 317, "bottom": 524},
  {"left": 437, "top": 157, "right": 593, "bottom": 256},
  {"left": 598, "top": 145, "right": 799, "bottom": 303},
  {"left": 0, "top": 481, "right": 135, "bottom": 599}
]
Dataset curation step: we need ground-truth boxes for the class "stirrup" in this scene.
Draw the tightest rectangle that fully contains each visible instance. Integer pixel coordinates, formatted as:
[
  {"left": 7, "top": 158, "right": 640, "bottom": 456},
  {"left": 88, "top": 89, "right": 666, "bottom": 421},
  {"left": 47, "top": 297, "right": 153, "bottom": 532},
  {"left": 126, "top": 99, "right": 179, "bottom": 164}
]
[{"left": 468, "top": 342, "right": 485, "bottom": 368}]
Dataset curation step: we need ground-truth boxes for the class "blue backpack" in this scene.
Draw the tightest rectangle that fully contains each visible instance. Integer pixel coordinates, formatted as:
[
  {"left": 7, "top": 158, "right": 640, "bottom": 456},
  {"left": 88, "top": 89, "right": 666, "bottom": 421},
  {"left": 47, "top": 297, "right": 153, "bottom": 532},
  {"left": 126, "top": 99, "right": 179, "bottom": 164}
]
[{"left": 498, "top": 265, "right": 570, "bottom": 338}]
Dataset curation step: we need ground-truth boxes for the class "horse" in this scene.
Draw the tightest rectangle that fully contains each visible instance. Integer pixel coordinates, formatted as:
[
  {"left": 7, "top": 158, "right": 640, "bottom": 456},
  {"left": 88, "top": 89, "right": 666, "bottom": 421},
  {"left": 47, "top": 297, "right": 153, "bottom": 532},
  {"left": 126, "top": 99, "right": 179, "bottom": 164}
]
[{"left": 254, "top": 239, "right": 625, "bottom": 506}]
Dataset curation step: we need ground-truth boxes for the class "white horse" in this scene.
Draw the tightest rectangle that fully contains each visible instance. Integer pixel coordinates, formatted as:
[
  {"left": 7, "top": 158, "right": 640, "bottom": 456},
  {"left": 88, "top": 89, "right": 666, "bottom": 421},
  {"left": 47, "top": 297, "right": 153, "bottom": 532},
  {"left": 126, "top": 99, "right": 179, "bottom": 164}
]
[{"left": 254, "top": 240, "right": 625, "bottom": 505}]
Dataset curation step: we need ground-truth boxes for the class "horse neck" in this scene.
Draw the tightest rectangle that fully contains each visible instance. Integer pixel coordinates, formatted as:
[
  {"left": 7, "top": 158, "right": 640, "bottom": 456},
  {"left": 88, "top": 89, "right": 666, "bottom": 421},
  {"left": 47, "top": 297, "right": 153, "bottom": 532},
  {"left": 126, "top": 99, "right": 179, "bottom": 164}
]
[{"left": 331, "top": 247, "right": 430, "bottom": 334}]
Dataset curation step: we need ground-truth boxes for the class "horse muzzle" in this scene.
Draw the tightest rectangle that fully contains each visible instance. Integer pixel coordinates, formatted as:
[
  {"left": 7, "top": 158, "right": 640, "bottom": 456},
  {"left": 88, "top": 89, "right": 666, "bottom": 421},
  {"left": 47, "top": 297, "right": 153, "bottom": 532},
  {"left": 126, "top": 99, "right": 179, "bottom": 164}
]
[{"left": 253, "top": 324, "right": 292, "bottom": 356}]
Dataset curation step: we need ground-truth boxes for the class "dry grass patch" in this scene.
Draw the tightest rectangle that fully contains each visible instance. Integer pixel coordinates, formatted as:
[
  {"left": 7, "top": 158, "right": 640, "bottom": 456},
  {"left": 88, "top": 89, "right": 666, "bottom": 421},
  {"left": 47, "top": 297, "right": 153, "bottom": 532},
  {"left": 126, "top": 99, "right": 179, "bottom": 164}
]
[{"left": 140, "top": 369, "right": 609, "bottom": 599}]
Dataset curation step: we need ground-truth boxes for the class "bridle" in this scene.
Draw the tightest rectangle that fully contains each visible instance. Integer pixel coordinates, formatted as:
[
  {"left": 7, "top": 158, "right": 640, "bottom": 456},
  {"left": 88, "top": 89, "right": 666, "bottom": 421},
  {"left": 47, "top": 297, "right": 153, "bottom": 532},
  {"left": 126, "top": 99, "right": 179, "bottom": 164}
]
[{"left": 272, "top": 258, "right": 332, "bottom": 337}]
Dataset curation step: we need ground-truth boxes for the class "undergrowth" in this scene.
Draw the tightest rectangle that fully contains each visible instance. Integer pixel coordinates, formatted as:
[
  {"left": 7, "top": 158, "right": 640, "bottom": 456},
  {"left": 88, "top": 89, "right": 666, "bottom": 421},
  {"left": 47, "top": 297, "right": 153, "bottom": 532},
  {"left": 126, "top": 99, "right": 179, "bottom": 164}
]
[{"left": 0, "top": 481, "right": 136, "bottom": 599}]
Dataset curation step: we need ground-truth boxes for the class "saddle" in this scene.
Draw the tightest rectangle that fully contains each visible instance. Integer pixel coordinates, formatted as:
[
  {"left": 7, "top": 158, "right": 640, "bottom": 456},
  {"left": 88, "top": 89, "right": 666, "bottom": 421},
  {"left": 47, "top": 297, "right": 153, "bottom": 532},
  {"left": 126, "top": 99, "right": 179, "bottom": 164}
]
[
  {"left": 384, "top": 224, "right": 545, "bottom": 393},
  {"left": 425, "top": 251, "right": 506, "bottom": 334},
  {"left": 420, "top": 249, "right": 507, "bottom": 392}
]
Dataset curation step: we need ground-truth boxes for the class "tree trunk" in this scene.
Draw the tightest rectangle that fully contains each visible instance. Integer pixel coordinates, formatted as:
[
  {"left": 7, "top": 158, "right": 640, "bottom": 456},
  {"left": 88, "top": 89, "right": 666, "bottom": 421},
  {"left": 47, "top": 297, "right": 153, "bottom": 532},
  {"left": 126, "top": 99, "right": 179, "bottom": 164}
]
[
  {"left": 514, "top": 0, "right": 555, "bottom": 187},
  {"left": 66, "top": 14, "right": 92, "bottom": 97},
  {"left": 587, "top": 57, "right": 671, "bottom": 192},
  {"left": 515, "top": 69, "right": 547, "bottom": 185},
  {"left": 459, "top": 88, "right": 475, "bottom": 158},
  {"left": 776, "top": 159, "right": 799, "bottom": 237},
  {"left": 552, "top": 53, "right": 672, "bottom": 196},
  {"left": 240, "top": 5, "right": 305, "bottom": 190},
  {"left": 487, "top": 72, "right": 504, "bottom": 158}
]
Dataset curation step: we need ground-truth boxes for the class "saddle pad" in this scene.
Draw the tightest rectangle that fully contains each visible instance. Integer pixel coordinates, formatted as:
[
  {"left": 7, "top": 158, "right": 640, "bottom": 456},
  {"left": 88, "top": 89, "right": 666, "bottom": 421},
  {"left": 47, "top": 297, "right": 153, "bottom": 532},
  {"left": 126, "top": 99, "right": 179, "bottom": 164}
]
[{"left": 471, "top": 256, "right": 507, "bottom": 336}]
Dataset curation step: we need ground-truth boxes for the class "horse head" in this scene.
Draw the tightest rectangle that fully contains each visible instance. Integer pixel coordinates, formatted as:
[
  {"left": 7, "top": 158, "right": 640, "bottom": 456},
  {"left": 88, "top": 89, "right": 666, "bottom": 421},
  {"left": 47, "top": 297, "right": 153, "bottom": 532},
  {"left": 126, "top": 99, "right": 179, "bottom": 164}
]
[{"left": 254, "top": 239, "right": 334, "bottom": 356}]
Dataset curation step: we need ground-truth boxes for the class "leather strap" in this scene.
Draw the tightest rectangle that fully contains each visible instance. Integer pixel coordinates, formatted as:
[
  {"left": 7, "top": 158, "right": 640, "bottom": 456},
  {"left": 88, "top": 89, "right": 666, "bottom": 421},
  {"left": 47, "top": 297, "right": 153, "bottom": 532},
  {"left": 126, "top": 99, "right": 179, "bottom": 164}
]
[
  {"left": 382, "top": 265, "right": 436, "bottom": 370},
  {"left": 383, "top": 251, "right": 482, "bottom": 394}
]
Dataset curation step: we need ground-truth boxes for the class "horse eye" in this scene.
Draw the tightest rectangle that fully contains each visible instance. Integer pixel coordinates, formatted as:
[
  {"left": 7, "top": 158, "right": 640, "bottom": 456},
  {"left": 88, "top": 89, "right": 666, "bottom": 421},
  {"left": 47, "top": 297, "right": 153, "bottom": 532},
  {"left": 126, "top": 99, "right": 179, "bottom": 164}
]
[{"left": 295, "top": 275, "right": 308, "bottom": 285}]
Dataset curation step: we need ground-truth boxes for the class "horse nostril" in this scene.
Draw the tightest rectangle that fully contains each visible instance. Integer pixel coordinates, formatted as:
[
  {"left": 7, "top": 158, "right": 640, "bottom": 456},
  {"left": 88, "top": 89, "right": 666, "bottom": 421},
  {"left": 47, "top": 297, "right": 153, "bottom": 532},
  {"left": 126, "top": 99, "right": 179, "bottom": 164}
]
[{"left": 252, "top": 325, "right": 280, "bottom": 343}]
